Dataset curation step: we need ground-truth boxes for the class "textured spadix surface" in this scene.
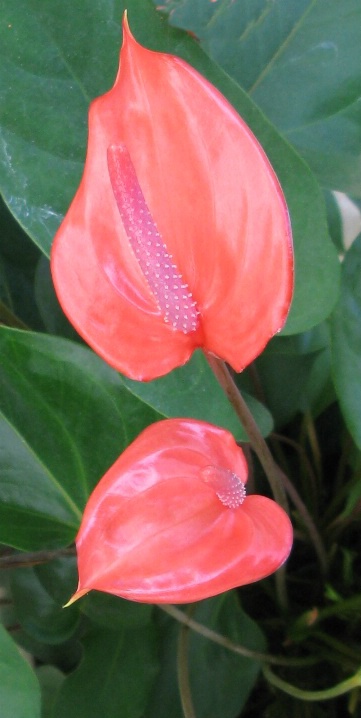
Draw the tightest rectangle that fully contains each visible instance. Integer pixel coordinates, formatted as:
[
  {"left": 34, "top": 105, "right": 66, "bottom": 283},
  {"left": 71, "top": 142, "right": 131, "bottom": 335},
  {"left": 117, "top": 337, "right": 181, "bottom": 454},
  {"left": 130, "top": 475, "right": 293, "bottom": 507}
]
[
  {"left": 69, "top": 419, "right": 293, "bottom": 604},
  {"left": 51, "top": 17, "right": 293, "bottom": 381}
]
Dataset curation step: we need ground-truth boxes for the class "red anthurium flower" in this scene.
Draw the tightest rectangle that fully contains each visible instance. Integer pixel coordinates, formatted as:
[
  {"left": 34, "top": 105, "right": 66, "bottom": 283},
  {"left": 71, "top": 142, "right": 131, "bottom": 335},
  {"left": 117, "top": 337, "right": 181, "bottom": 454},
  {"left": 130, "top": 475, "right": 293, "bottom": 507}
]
[
  {"left": 68, "top": 419, "right": 293, "bottom": 604},
  {"left": 51, "top": 16, "right": 293, "bottom": 381}
]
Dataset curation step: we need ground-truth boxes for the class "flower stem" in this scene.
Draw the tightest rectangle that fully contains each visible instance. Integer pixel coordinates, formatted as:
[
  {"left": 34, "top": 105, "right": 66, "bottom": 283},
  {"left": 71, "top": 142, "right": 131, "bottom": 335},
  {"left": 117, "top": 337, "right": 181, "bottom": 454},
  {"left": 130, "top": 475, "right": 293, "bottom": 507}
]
[
  {"left": 159, "top": 605, "right": 315, "bottom": 667},
  {"left": 0, "top": 547, "right": 75, "bottom": 569},
  {"left": 204, "top": 353, "right": 288, "bottom": 514},
  {"left": 177, "top": 606, "right": 197, "bottom": 718},
  {"left": 263, "top": 664, "right": 361, "bottom": 701}
]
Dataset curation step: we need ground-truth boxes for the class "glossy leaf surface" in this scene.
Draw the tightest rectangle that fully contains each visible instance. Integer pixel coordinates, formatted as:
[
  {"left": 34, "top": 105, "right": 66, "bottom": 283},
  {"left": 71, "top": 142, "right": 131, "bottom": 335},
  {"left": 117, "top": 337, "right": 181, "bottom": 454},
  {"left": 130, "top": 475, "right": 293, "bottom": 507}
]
[
  {"left": 0, "top": 326, "right": 158, "bottom": 550},
  {"left": 331, "top": 235, "right": 361, "bottom": 449},
  {"left": 121, "top": 350, "right": 273, "bottom": 440},
  {"left": 51, "top": 18, "right": 293, "bottom": 381},
  {"left": 71, "top": 420, "right": 293, "bottom": 604},
  {"left": 161, "top": 0, "right": 361, "bottom": 197}
]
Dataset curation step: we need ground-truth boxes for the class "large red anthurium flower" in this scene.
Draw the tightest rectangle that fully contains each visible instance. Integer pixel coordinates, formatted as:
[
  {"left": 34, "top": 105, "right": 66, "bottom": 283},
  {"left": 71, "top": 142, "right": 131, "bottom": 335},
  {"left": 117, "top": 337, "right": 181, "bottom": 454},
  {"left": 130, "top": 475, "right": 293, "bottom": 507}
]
[
  {"left": 67, "top": 419, "right": 293, "bottom": 605},
  {"left": 51, "top": 16, "right": 293, "bottom": 382}
]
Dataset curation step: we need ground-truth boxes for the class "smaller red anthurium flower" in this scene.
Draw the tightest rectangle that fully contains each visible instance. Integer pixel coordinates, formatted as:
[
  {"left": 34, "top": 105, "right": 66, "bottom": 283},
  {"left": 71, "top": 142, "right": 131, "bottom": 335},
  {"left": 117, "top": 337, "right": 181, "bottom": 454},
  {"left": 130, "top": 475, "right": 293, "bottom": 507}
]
[
  {"left": 51, "top": 16, "right": 293, "bottom": 382},
  {"left": 67, "top": 419, "right": 293, "bottom": 605}
]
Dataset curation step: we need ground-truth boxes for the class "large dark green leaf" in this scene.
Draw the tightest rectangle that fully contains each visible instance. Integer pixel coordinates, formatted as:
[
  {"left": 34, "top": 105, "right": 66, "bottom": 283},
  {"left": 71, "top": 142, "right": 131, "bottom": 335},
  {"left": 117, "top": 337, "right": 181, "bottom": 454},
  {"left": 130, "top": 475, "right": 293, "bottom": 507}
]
[
  {"left": 161, "top": 0, "right": 361, "bottom": 197},
  {"left": 122, "top": 350, "right": 273, "bottom": 440},
  {"left": 331, "top": 234, "right": 361, "bottom": 449},
  {"left": 145, "top": 593, "right": 265, "bottom": 718},
  {"left": 53, "top": 624, "right": 159, "bottom": 718},
  {"left": 0, "top": 623, "right": 41, "bottom": 718},
  {"left": 0, "top": 326, "right": 158, "bottom": 550},
  {"left": 0, "top": 0, "right": 339, "bottom": 333}
]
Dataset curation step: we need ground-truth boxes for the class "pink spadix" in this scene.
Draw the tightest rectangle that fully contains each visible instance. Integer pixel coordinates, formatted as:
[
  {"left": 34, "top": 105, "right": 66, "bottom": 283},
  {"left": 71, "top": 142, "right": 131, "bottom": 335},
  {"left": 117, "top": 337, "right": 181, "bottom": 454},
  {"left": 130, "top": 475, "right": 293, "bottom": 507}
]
[
  {"left": 201, "top": 465, "right": 246, "bottom": 509},
  {"left": 108, "top": 144, "right": 199, "bottom": 334}
]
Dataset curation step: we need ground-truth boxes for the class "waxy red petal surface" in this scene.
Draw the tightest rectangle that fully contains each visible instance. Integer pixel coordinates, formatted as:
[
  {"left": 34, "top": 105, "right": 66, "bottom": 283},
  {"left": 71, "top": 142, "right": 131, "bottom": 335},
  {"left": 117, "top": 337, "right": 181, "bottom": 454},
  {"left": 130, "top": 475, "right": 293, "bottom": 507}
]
[
  {"left": 51, "top": 18, "right": 293, "bottom": 381},
  {"left": 72, "top": 420, "right": 293, "bottom": 604}
]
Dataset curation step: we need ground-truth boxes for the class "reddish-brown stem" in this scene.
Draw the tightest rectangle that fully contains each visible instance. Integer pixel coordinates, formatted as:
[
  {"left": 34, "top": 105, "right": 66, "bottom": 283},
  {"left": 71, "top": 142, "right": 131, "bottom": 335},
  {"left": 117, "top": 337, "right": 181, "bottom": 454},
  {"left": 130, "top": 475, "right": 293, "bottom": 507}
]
[
  {"left": 177, "top": 606, "right": 197, "bottom": 718},
  {"left": 0, "top": 547, "right": 75, "bottom": 569},
  {"left": 205, "top": 353, "right": 291, "bottom": 609},
  {"left": 204, "top": 353, "right": 288, "bottom": 513}
]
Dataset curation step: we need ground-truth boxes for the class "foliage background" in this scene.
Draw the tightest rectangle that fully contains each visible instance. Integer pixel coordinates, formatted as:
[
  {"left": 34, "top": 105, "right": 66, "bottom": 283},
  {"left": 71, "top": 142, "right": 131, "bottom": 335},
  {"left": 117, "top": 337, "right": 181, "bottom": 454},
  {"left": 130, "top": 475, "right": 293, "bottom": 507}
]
[{"left": 1, "top": 0, "right": 361, "bottom": 716}]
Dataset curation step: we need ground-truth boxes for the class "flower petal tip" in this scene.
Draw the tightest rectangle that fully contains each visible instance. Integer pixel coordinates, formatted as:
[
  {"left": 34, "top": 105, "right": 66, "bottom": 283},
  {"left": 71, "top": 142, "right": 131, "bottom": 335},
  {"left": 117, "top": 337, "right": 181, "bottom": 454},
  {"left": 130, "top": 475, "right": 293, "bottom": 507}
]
[{"left": 63, "top": 588, "right": 89, "bottom": 608}]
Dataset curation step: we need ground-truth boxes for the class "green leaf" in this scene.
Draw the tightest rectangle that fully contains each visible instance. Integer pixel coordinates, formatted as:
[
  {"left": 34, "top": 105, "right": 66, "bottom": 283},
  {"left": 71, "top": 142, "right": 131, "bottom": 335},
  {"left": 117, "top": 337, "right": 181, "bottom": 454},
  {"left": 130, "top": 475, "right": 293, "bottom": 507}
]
[
  {"left": 300, "top": 349, "right": 335, "bottom": 418},
  {"left": 80, "top": 591, "right": 153, "bottom": 630},
  {"left": 34, "top": 255, "right": 80, "bottom": 339},
  {"left": 122, "top": 351, "right": 273, "bottom": 440},
  {"left": 324, "top": 190, "right": 344, "bottom": 253},
  {"left": 53, "top": 624, "right": 159, "bottom": 718},
  {"left": 0, "top": 197, "right": 44, "bottom": 331},
  {"left": 236, "top": 324, "right": 333, "bottom": 424},
  {"left": 0, "top": 327, "right": 158, "bottom": 550},
  {"left": 255, "top": 349, "right": 319, "bottom": 427},
  {"left": 0, "top": 623, "right": 41, "bottom": 718},
  {"left": 34, "top": 555, "right": 79, "bottom": 606},
  {"left": 10, "top": 559, "right": 79, "bottom": 645},
  {"left": 161, "top": 0, "right": 361, "bottom": 197},
  {"left": 146, "top": 593, "right": 265, "bottom": 718},
  {"left": 266, "top": 322, "right": 330, "bottom": 356},
  {"left": 331, "top": 234, "right": 361, "bottom": 448},
  {"left": 0, "top": 0, "right": 339, "bottom": 333},
  {"left": 35, "top": 666, "right": 65, "bottom": 718},
  {"left": 14, "top": 631, "right": 82, "bottom": 676}
]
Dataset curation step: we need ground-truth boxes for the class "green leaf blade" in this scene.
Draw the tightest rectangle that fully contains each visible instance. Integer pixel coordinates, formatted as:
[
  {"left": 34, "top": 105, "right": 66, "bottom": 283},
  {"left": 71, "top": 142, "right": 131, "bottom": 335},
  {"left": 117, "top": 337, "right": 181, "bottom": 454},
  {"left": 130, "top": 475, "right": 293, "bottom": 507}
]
[
  {"left": 0, "top": 326, "right": 159, "bottom": 550},
  {"left": 0, "top": 624, "right": 41, "bottom": 718},
  {"left": 331, "top": 234, "right": 361, "bottom": 449},
  {"left": 122, "top": 351, "right": 273, "bottom": 440},
  {"left": 162, "top": 0, "right": 361, "bottom": 196},
  {"left": 53, "top": 624, "right": 159, "bottom": 718}
]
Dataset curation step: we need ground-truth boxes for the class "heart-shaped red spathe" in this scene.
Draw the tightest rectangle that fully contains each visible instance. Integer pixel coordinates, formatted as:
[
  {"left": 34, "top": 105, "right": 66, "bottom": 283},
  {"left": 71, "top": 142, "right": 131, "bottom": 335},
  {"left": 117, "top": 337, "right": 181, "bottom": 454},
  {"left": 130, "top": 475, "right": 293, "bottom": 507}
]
[
  {"left": 69, "top": 419, "right": 293, "bottom": 604},
  {"left": 51, "top": 16, "right": 293, "bottom": 382}
]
